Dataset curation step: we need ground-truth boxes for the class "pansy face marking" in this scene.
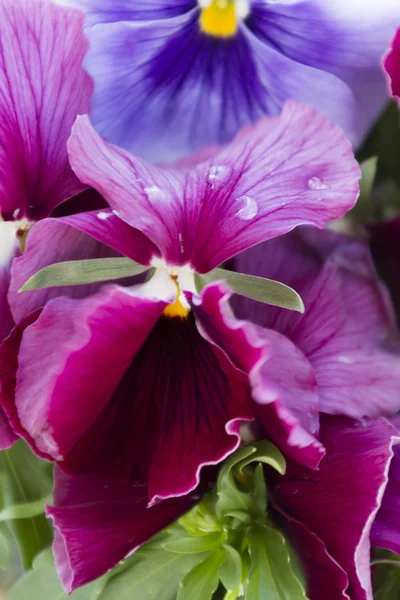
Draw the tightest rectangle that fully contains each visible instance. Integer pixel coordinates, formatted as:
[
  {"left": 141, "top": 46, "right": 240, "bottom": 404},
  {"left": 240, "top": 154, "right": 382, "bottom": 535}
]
[
  {"left": 199, "top": 0, "right": 250, "bottom": 38},
  {"left": 144, "top": 258, "right": 197, "bottom": 320}
]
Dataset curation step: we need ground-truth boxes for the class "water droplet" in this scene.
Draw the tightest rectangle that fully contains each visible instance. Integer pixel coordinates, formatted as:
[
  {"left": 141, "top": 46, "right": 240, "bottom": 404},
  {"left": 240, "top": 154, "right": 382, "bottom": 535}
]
[
  {"left": 112, "top": 209, "right": 120, "bottom": 217},
  {"left": 207, "top": 165, "right": 228, "bottom": 188},
  {"left": 12, "top": 208, "right": 21, "bottom": 219},
  {"left": 235, "top": 195, "right": 258, "bottom": 221},
  {"left": 97, "top": 211, "right": 111, "bottom": 221},
  {"left": 336, "top": 355, "right": 354, "bottom": 364},
  {"left": 144, "top": 185, "right": 164, "bottom": 202},
  {"left": 307, "top": 176, "right": 328, "bottom": 190}
]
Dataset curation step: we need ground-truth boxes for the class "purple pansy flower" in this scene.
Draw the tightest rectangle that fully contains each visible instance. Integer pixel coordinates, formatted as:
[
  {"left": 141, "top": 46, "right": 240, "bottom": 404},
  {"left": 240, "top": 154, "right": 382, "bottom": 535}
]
[
  {"left": 57, "top": 0, "right": 399, "bottom": 161},
  {"left": 233, "top": 227, "right": 400, "bottom": 425},
  {"left": 0, "top": 0, "right": 94, "bottom": 448},
  {"left": 45, "top": 415, "right": 399, "bottom": 594},
  {"left": 0, "top": 102, "right": 359, "bottom": 504}
]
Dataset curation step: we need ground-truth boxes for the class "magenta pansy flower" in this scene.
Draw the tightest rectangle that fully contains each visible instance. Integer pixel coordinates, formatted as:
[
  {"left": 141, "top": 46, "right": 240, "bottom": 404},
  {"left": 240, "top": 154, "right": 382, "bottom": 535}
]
[
  {"left": 0, "top": 102, "right": 359, "bottom": 504},
  {"left": 233, "top": 227, "right": 400, "bottom": 425},
  {"left": 384, "top": 28, "right": 400, "bottom": 99},
  {"left": 0, "top": 0, "right": 92, "bottom": 447},
  {"left": 45, "top": 415, "right": 399, "bottom": 594},
  {"left": 56, "top": 0, "right": 399, "bottom": 161}
]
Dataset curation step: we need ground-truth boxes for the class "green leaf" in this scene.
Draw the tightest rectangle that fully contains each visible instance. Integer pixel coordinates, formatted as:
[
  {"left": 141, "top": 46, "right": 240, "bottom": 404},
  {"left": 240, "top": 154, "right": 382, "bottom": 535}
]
[
  {"left": 0, "top": 529, "right": 10, "bottom": 570},
  {"left": 99, "top": 537, "right": 207, "bottom": 600},
  {"left": 163, "top": 532, "right": 224, "bottom": 554},
  {"left": 19, "top": 257, "right": 149, "bottom": 292},
  {"left": 9, "top": 549, "right": 106, "bottom": 600},
  {"left": 373, "top": 549, "right": 400, "bottom": 600},
  {"left": 219, "top": 545, "right": 242, "bottom": 592},
  {"left": 359, "top": 156, "right": 378, "bottom": 203},
  {"left": 246, "top": 525, "right": 309, "bottom": 600},
  {"left": 178, "top": 549, "right": 226, "bottom": 600},
  {"left": 215, "top": 442, "right": 285, "bottom": 520},
  {"left": 196, "top": 268, "right": 304, "bottom": 313},
  {"left": 0, "top": 441, "right": 53, "bottom": 568}
]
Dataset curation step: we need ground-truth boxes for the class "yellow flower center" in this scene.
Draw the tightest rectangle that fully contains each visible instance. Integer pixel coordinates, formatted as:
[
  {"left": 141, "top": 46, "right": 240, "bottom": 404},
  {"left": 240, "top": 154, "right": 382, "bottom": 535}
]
[
  {"left": 163, "top": 276, "right": 189, "bottom": 319},
  {"left": 200, "top": 0, "right": 238, "bottom": 38}
]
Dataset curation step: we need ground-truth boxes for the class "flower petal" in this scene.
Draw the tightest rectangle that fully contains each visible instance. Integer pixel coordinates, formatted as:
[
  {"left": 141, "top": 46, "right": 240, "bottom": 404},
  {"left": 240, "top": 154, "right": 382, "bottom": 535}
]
[
  {"left": 12, "top": 287, "right": 168, "bottom": 460},
  {"left": 235, "top": 228, "right": 400, "bottom": 419},
  {"left": 384, "top": 29, "right": 400, "bottom": 98},
  {"left": 55, "top": 0, "right": 194, "bottom": 26},
  {"left": 194, "top": 282, "right": 324, "bottom": 469},
  {"left": 272, "top": 416, "right": 399, "bottom": 600},
  {"left": 371, "top": 444, "right": 400, "bottom": 554},
  {"left": 47, "top": 467, "right": 192, "bottom": 592},
  {"left": 0, "top": 222, "right": 19, "bottom": 341},
  {"left": 0, "top": 0, "right": 92, "bottom": 221},
  {"left": 60, "top": 307, "right": 253, "bottom": 504},
  {"left": 249, "top": 0, "right": 398, "bottom": 145},
  {"left": 68, "top": 102, "right": 360, "bottom": 271},
  {"left": 285, "top": 519, "right": 349, "bottom": 600}
]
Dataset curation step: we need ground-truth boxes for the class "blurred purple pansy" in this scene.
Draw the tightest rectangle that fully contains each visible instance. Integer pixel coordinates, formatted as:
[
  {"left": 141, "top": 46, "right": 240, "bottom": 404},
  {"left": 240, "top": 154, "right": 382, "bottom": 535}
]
[
  {"left": 58, "top": 0, "right": 399, "bottom": 161},
  {"left": 1, "top": 102, "right": 359, "bottom": 503}
]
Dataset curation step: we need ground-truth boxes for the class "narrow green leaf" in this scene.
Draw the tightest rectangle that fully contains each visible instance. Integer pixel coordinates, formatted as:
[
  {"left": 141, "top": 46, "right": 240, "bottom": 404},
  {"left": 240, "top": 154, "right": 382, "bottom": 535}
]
[
  {"left": 0, "top": 530, "right": 10, "bottom": 570},
  {"left": 197, "top": 268, "right": 304, "bottom": 313},
  {"left": 178, "top": 549, "right": 226, "bottom": 600},
  {"left": 99, "top": 538, "right": 207, "bottom": 600},
  {"left": 19, "top": 257, "right": 149, "bottom": 292},
  {"left": 219, "top": 545, "right": 242, "bottom": 592},
  {"left": 373, "top": 549, "right": 400, "bottom": 600},
  {"left": 359, "top": 156, "right": 378, "bottom": 203},
  {"left": 163, "top": 532, "right": 224, "bottom": 554},
  {"left": 246, "top": 525, "right": 309, "bottom": 600},
  {"left": 0, "top": 441, "right": 53, "bottom": 568}
]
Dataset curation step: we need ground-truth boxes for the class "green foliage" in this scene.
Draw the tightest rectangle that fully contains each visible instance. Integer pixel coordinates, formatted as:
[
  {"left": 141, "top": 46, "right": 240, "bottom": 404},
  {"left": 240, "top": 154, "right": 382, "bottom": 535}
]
[
  {"left": 0, "top": 441, "right": 53, "bottom": 569},
  {"left": 195, "top": 268, "right": 304, "bottom": 313},
  {"left": 19, "top": 257, "right": 149, "bottom": 291},
  {"left": 372, "top": 549, "right": 400, "bottom": 600},
  {"left": 94, "top": 442, "right": 307, "bottom": 600},
  {"left": 8, "top": 549, "right": 106, "bottom": 600}
]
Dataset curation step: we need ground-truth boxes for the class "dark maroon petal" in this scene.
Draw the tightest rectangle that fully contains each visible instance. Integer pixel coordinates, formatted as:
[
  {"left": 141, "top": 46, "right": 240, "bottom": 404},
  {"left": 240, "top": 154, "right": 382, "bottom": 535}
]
[
  {"left": 371, "top": 445, "right": 400, "bottom": 554},
  {"left": 284, "top": 518, "right": 349, "bottom": 600},
  {"left": 47, "top": 467, "right": 192, "bottom": 592},
  {"left": 272, "top": 416, "right": 399, "bottom": 600},
  {"left": 0, "top": 0, "right": 92, "bottom": 221},
  {"left": 62, "top": 310, "right": 253, "bottom": 505},
  {"left": 194, "top": 282, "right": 324, "bottom": 469},
  {"left": 14, "top": 287, "right": 167, "bottom": 460}
]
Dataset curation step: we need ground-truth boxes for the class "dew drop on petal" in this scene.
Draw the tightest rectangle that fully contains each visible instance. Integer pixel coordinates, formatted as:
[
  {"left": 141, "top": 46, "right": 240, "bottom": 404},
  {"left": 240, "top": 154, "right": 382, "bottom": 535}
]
[
  {"left": 144, "top": 185, "right": 165, "bottom": 202},
  {"left": 307, "top": 176, "right": 329, "bottom": 190},
  {"left": 235, "top": 195, "right": 258, "bottom": 221},
  {"left": 97, "top": 211, "right": 111, "bottom": 221},
  {"left": 207, "top": 165, "right": 228, "bottom": 187}
]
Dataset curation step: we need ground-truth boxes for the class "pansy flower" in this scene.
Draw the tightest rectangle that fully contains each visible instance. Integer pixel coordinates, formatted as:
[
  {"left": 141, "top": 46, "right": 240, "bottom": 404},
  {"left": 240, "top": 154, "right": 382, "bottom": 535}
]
[
  {"left": 0, "top": 0, "right": 94, "bottom": 447},
  {"left": 58, "top": 0, "right": 399, "bottom": 161},
  {"left": 1, "top": 102, "right": 359, "bottom": 504},
  {"left": 45, "top": 415, "right": 399, "bottom": 595}
]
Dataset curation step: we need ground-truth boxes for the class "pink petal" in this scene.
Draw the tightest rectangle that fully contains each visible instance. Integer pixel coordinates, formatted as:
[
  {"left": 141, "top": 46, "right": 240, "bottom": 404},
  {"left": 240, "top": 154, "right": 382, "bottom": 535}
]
[
  {"left": 384, "top": 29, "right": 400, "bottom": 99},
  {"left": 14, "top": 286, "right": 167, "bottom": 459},
  {"left": 0, "top": 0, "right": 92, "bottom": 221},
  {"left": 67, "top": 102, "right": 360, "bottom": 272},
  {"left": 371, "top": 445, "right": 400, "bottom": 554},
  {"left": 194, "top": 282, "right": 324, "bottom": 469}
]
